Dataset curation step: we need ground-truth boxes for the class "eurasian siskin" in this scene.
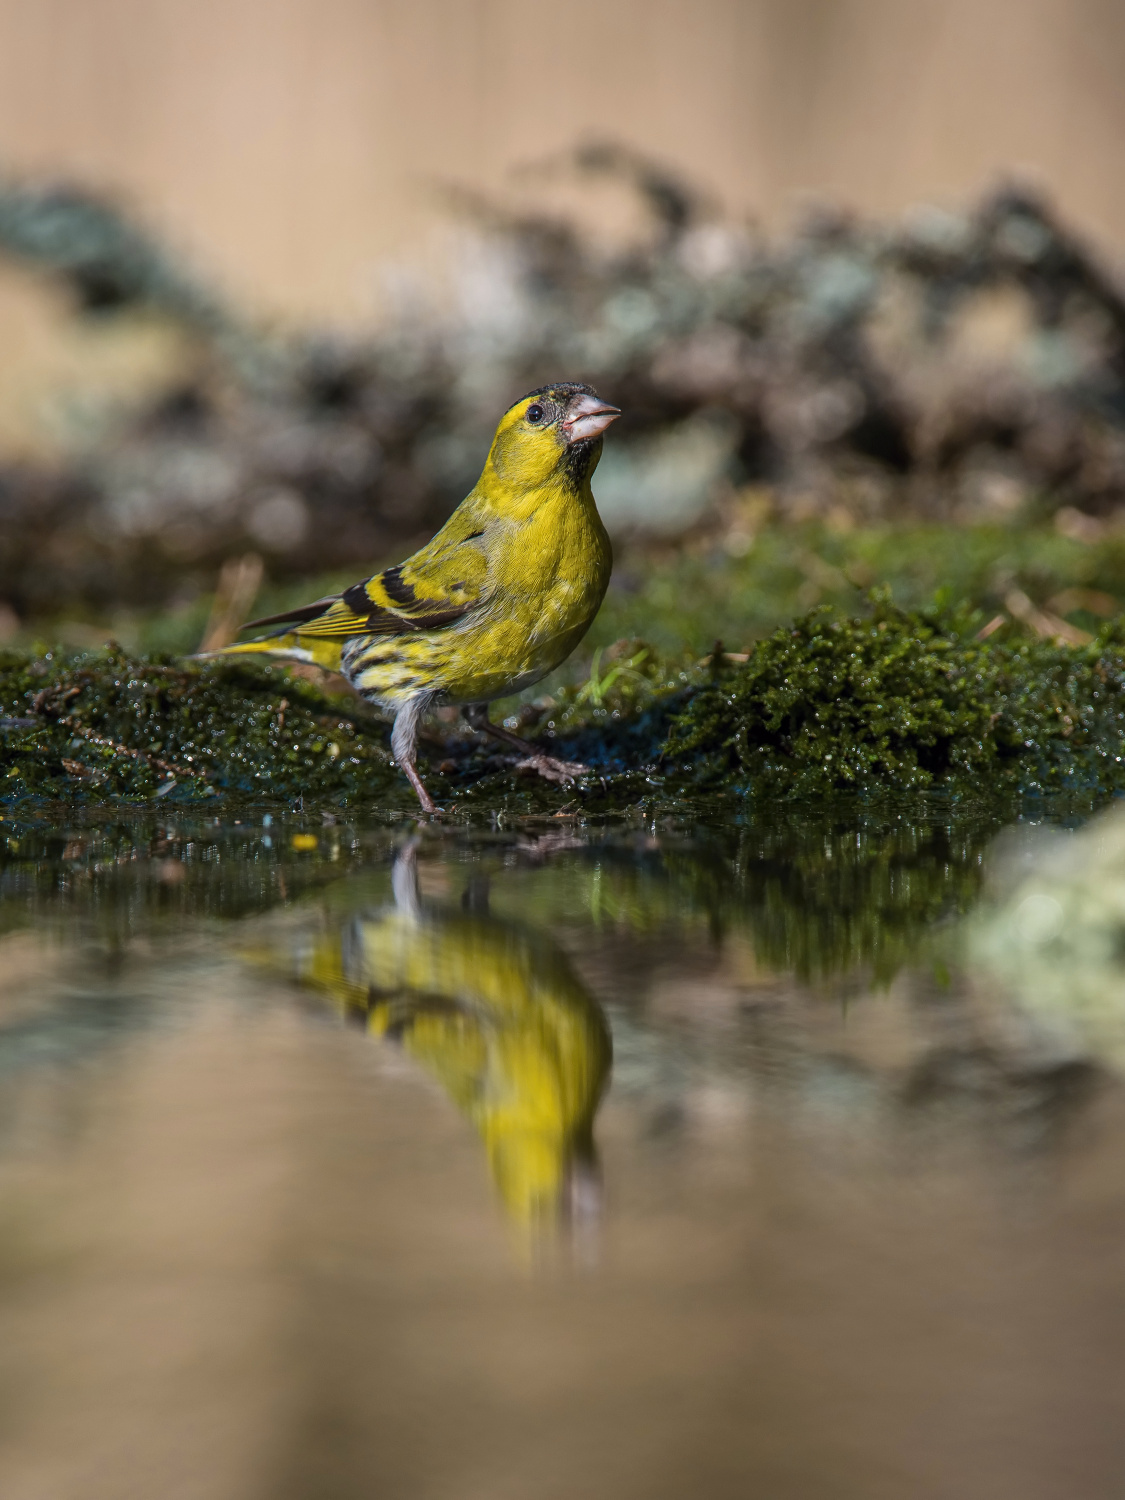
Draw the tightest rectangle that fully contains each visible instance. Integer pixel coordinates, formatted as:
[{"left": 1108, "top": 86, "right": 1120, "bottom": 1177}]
[{"left": 204, "top": 383, "right": 619, "bottom": 810}]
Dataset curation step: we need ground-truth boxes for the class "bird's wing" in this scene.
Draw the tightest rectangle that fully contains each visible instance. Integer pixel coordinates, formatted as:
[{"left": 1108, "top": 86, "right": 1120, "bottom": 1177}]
[{"left": 242, "top": 536, "right": 489, "bottom": 640}]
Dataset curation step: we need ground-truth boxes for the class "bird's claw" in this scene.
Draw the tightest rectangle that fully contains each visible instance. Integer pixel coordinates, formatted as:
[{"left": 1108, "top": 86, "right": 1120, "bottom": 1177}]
[{"left": 513, "top": 754, "right": 589, "bottom": 784}]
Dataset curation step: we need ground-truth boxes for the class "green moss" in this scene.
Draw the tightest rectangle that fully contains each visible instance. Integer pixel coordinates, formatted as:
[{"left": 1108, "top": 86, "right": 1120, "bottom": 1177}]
[
  {"left": 0, "top": 645, "right": 400, "bottom": 806},
  {"left": 8, "top": 591, "right": 1125, "bottom": 812},
  {"left": 69, "top": 519, "right": 1125, "bottom": 665},
  {"left": 590, "top": 520, "right": 1125, "bottom": 657},
  {"left": 665, "top": 594, "right": 1125, "bottom": 797}
]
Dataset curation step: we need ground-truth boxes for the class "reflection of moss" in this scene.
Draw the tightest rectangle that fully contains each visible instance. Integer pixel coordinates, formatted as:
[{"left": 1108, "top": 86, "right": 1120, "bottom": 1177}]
[
  {"left": 0, "top": 801, "right": 1066, "bottom": 987},
  {"left": 0, "top": 812, "right": 393, "bottom": 941},
  {"left": 666, "top": 595, "right": 1125, "bottom": 797},
  {"left": 714, "top": 810, "right": 996, "bottom": 981},
  {"left": 484, "top": 809, "right": 1000, "bottom": 982}
]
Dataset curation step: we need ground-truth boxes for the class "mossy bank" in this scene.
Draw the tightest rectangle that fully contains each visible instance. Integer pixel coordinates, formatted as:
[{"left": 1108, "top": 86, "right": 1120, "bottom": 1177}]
[
  {"left": 4, "top": 596, "right": 1125, "bottom": 810},
  {"left": 664, "top": 596, "right": 1125, "bottom": 798}
]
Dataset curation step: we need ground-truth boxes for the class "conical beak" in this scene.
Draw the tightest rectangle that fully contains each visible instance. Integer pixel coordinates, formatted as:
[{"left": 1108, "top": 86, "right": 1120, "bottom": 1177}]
[{"left": 562, "top": 393, "right": 621, "bottom": 444}]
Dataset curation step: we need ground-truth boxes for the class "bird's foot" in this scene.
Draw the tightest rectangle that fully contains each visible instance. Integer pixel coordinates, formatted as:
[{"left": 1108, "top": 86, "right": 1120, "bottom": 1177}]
[{"left": 513, "top": 754, "right": 589, "bottom": 785}]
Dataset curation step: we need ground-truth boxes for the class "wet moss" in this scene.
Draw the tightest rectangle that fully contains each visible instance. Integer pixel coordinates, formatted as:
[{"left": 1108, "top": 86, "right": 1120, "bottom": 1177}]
[
  {"left": 0, "top": 645, "right": 400, "bottom": 806},
  {"left": 7, "top": 594, "right": 1125, "bottom": 811},
  {"left": 665, "top": 594, "right": 1125, "bottom": 796}
]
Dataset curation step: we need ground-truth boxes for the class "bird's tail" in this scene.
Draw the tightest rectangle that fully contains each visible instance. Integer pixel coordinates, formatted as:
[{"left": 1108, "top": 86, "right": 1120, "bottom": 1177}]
[{"left": 192, "top": 631, "right": 345, "bottom": 674}]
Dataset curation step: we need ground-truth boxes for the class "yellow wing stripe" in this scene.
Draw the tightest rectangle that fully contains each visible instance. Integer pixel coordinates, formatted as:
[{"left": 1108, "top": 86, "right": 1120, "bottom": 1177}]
[{"left": 242, "top": 568, "right": 477, "bottom": 641}]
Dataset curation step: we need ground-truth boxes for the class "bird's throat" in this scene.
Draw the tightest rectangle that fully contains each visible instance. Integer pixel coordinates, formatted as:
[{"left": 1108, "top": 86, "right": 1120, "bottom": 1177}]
[{"left": 560, "top": 435, "right": 602, "bottom": 490}]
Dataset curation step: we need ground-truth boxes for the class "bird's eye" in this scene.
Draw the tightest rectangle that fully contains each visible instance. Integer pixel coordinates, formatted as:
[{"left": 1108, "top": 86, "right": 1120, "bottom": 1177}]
[{"left": 526, "top": 404, "right": 544, "bottom": 424}]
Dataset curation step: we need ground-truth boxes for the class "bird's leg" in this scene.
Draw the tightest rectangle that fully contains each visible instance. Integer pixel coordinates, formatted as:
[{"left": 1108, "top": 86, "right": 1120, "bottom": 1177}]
[
  {"left": 391, "top": 694, "right": 438, "bottom": 814},
  {"left": 401, "top": 760, "right": 436, "bottom": 814},
  {"left": 462, "top": 703, "right": 588, "bottom": 785}
]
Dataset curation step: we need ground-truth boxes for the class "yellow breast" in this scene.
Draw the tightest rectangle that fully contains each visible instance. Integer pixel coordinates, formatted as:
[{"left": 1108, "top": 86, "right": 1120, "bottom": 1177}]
[
  {"left": 347, "top": 469, "right": 612, "bottom": 707},
  {"left": 445, "top": 484, "right": 611, "bottom": 702}
]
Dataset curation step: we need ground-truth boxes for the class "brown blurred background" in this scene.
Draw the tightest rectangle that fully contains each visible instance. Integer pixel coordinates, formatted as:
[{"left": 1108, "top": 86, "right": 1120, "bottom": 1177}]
[
  {"left": 2, "top": 0, "right": 1125, "bottom": 321},
  {"left": 4, "top": 0, "right": 1125, "bottom": 625}
]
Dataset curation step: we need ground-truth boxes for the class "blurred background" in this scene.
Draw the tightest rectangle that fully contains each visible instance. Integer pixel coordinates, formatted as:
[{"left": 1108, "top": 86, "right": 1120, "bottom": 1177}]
[
  {"left": 7, "top": 0, "right": 1125, "bottom": 323},
  {"left": 5, "top": 0, "right": 1125, "bottom": 654}
]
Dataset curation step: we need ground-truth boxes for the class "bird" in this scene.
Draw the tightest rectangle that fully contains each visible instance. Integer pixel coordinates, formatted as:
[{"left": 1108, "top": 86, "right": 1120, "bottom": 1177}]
[
  {"left": 286, "top": 842, "right": 612, "bottom": 1228},
  {"left": 203, "top": 383, "right": 619, "bottom": 811}
]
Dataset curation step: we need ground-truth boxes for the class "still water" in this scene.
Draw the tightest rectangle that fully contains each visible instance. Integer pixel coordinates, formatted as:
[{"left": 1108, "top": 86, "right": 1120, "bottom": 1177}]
[{"left": 1, "top": 803, "right": 1123, "bottom": 1498}]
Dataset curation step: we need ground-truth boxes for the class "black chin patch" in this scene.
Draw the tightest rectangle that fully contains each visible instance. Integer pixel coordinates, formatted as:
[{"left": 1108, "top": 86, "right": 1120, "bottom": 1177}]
[{"left": 562, "top": 435, "right": 600, "bottom": 487}]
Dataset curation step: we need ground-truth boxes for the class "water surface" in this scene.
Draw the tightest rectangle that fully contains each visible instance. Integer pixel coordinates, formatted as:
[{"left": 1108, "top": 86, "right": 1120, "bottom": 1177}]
[{"left": 1, "top": 803, "right": 1123, "bottom": 1499}]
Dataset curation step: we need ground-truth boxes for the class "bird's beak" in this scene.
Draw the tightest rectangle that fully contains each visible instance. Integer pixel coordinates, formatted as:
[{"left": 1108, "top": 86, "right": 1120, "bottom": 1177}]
[{"left": 562, "top": 393, "right": 621, "bottom": 444}]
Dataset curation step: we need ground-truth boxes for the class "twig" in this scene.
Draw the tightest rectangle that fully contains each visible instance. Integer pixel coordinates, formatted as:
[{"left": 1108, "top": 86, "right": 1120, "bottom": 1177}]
[
  {"left": 32, "top": 691, "right": 208, "bottom": 782},
  {"left": 975, "top": 614, "right": 1006, "bottom": 641},
  {"left": 1004, "top": 588, "right": 1093, "bottom": 647},
  {"left": 57, "top": 719, "right": 205, "bottom": 780},
  {"left": 199, "top": 552, "right": 264, "bottom": 651}
]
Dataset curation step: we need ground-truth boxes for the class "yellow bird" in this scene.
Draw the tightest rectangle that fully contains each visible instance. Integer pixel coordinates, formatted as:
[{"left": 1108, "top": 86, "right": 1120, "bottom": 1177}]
[{"left": 207, "top": 383, "right": 619, "bottom": 810}]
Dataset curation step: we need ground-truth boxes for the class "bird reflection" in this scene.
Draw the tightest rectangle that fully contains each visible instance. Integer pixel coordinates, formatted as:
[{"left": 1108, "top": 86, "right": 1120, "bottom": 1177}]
[{"left": 294, "top": 843, "right": 612, "bottom": 1230}]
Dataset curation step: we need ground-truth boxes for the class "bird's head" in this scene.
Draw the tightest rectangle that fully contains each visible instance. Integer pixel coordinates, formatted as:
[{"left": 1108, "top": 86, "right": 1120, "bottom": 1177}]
[{"left": 485, "top": 382, "right": 620, "bottom": 491}]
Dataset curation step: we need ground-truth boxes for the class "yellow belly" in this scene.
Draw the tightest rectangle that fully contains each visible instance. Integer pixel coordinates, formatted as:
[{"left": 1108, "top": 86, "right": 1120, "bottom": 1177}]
[
  {"left": 343, "top": 607, "right": 599, "bottom": 708},
  {"left": 344, "top": 509, "right": 611, "bottom": 707}
]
